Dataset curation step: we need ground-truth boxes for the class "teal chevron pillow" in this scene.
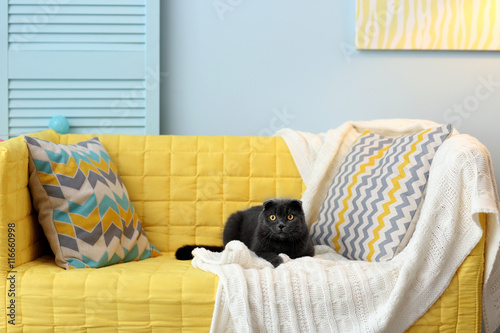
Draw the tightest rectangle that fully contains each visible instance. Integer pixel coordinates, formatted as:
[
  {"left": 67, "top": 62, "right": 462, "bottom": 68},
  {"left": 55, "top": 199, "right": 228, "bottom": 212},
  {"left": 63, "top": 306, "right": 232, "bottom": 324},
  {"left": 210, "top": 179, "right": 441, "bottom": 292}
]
[
  {"left": 24, "top": 136, "right": 160, "bottom": 269},
  {"left": 310, "top": 124, "right": 453, "bottom": 262}
]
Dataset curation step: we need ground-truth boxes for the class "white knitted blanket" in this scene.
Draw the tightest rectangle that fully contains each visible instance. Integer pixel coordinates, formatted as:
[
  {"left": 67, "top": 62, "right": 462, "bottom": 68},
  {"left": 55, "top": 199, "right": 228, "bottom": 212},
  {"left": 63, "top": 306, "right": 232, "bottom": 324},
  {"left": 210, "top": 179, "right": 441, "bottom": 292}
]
[{"left": 192, "top": 119, "right": 500, "bottom": 332}]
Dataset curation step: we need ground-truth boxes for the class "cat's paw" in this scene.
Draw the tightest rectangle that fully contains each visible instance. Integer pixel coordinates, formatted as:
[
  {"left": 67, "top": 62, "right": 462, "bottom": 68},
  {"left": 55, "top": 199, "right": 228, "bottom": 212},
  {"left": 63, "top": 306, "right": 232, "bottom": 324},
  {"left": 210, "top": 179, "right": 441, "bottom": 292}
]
[
  {"left": 270, "top": 256, "right": 283, "bottom": 268},
  {"left": 279, "top": 253, "right": 291, "bottom": 264}
]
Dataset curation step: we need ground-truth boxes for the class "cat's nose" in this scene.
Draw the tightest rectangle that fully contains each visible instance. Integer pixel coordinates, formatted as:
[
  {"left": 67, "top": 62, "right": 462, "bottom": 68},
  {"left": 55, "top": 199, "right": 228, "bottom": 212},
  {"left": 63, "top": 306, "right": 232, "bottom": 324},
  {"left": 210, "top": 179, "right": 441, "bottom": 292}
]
[{"left": 278, "top": 224, "right": 285, "bottom": 230}]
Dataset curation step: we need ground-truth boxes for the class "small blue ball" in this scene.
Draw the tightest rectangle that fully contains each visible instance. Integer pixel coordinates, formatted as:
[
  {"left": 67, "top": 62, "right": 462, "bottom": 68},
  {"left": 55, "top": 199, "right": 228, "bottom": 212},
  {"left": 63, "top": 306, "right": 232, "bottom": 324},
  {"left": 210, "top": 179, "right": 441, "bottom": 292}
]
[{"left": 49, "top": 116, "right": 70, "bottom": 134}]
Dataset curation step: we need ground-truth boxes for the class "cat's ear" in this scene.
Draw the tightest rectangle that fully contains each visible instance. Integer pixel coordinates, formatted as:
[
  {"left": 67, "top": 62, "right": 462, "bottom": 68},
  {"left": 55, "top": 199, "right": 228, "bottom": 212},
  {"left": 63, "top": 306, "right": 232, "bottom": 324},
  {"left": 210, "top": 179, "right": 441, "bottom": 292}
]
[
  {"left": 263, "top": 199, "right": 276, "bottom": 210},
  {"left": 289, "top": 199, "right": 303, "bottom": 211}
]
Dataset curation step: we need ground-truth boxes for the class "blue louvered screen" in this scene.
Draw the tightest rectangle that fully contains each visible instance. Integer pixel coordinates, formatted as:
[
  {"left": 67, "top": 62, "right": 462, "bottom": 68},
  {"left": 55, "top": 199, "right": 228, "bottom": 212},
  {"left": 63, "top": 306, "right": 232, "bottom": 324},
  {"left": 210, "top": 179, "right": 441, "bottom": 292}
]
[{"left": 0, "top": 0, "right": 159, "bottom": 139}]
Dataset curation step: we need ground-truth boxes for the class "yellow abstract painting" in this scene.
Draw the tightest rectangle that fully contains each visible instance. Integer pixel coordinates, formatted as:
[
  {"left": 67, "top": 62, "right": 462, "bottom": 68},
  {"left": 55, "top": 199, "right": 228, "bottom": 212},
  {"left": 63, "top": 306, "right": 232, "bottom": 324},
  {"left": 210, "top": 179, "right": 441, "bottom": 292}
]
[{"left": 356, "top": 0, "right": 500, "bottom": 50}]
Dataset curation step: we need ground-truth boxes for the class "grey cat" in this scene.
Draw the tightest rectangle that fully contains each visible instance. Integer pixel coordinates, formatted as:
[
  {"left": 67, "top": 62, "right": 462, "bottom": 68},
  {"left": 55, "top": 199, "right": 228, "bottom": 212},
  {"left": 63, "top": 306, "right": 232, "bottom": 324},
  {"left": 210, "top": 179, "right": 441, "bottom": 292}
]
[{"left": 175, "top": 198, "right": 315, "bottom": 267}]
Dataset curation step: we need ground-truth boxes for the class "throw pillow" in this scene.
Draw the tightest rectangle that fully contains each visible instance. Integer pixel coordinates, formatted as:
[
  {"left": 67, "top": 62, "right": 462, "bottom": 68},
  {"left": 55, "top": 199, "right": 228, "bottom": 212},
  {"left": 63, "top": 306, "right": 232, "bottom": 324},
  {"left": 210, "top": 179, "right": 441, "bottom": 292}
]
[
  {"left": 24, "top": 136, "right": 160, "bottom": 269},
  {"left": 310, "top": 124, "right": 453, "bottom": 262}
]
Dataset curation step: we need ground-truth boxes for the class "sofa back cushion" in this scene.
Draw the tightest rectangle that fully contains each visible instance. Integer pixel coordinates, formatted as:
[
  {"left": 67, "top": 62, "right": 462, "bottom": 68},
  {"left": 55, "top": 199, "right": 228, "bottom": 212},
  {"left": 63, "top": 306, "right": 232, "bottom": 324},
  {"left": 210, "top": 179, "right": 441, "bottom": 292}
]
[{"left": 56, "top": 134, "right": 305, "bottom": 253}]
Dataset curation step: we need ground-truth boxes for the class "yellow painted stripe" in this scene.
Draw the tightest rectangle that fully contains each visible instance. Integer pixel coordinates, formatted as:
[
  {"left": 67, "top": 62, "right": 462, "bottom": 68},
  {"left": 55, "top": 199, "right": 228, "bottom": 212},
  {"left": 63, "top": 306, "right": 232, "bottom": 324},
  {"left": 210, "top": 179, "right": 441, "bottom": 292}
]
[
  {"left": 366, "top": 128, "right": 432, "bottom": 261},
  {"left": 386, "top": 0, "right": 401, "bottom": 49},
  {"left": 332, "top": 141, "right": 390, "bottom": 253},
  {"left": 483, "top": 0, "right": 496, "bottom": 49}
]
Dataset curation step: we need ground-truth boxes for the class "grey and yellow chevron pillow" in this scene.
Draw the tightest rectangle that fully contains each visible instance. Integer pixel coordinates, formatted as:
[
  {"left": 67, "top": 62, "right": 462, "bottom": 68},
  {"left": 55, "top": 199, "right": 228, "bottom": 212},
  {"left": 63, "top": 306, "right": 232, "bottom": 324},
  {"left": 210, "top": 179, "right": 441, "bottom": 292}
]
[
  {"left": 310, "top": 124, "right": 453, "bottom": 262},
  {"left": 24, "top": 136, "right": 160, "bottom": 269}
]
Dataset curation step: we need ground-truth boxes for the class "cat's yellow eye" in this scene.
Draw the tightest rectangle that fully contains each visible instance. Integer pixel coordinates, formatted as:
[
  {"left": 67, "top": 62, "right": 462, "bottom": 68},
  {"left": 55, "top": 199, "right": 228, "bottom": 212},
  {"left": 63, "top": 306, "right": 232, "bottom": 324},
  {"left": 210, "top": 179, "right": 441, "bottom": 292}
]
[
  {"left": 269, "top": 215, "right": 277, "bottom": 221},
  {"left": 287, "top": 214, "right": 294, "bottom": 221}
]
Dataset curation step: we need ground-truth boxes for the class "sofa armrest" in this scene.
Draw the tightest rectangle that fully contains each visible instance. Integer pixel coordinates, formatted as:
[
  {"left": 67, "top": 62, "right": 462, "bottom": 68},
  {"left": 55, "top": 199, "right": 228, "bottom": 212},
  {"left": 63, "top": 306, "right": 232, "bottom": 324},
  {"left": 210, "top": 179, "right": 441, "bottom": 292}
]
[{"left": 0, "top": 130, "right": 59, "bottom": 272}]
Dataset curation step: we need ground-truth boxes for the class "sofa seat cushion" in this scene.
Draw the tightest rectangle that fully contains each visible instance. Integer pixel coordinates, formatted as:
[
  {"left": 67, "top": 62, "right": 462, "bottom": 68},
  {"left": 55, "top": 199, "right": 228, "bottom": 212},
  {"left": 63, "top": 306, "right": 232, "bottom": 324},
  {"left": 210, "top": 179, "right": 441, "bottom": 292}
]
[{"left": 12, "top": 254, "right": 216, "bottom": 332}]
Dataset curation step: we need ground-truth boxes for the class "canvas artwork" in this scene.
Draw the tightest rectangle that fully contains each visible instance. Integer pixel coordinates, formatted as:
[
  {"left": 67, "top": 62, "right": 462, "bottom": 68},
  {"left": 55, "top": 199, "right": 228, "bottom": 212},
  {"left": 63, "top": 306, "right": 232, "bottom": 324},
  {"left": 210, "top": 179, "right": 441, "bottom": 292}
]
[{"left": 356, "top": 0, "right": 500, "bottom": 50}]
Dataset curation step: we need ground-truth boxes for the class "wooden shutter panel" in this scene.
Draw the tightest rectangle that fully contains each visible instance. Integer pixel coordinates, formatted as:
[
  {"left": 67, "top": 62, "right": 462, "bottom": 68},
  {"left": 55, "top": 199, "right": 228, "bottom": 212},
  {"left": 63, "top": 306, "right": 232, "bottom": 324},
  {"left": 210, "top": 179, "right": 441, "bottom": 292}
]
[{"left": 1, "top": 0, "right": 160, "bottom": 139}]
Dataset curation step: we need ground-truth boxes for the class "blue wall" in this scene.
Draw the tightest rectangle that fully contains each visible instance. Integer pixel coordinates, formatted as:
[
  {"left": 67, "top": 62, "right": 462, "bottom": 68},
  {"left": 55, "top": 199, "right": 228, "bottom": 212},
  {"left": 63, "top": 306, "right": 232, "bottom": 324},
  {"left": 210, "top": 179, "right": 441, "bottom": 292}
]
[{"left": 160, "top": 1, "right": 500, "bottom": 182}]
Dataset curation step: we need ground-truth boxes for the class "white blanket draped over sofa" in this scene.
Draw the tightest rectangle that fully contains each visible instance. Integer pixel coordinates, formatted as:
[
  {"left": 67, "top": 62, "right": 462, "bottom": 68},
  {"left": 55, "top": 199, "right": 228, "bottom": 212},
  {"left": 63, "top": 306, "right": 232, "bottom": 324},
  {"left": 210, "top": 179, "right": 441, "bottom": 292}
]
[{"left": 192, "top": 119, "right": 500, "bottom": 333}]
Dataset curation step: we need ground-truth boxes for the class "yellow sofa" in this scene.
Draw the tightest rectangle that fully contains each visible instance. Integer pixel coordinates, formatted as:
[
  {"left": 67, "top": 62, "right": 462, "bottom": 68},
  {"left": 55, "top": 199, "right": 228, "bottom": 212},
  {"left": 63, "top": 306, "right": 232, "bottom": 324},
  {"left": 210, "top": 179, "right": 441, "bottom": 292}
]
[{"left": 0, "top": 130, "right": 484, "bottom": 332}]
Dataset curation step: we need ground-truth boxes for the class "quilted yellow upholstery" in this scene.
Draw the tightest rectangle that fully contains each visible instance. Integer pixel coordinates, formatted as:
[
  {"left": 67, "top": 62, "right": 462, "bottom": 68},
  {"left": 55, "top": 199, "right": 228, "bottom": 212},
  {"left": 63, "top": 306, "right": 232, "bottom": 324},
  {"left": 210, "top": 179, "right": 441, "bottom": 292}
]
[
  {"left": 406, "top": 213, "right": 485, "bottom": 333},
  {"left": 0, "top": 130, "right": 484, "bottom": 332}
]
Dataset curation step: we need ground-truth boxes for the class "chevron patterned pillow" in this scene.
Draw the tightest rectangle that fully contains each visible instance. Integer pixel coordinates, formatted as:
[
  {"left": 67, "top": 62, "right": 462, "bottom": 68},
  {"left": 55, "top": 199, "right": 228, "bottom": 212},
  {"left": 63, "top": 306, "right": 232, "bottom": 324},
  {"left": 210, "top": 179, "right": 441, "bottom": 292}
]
[
  {"left": 310, "top": 124, "right": 453, "bottom": 262},
  {"left": 24, "top": 136, "right": 160, "bottom": 269}
]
